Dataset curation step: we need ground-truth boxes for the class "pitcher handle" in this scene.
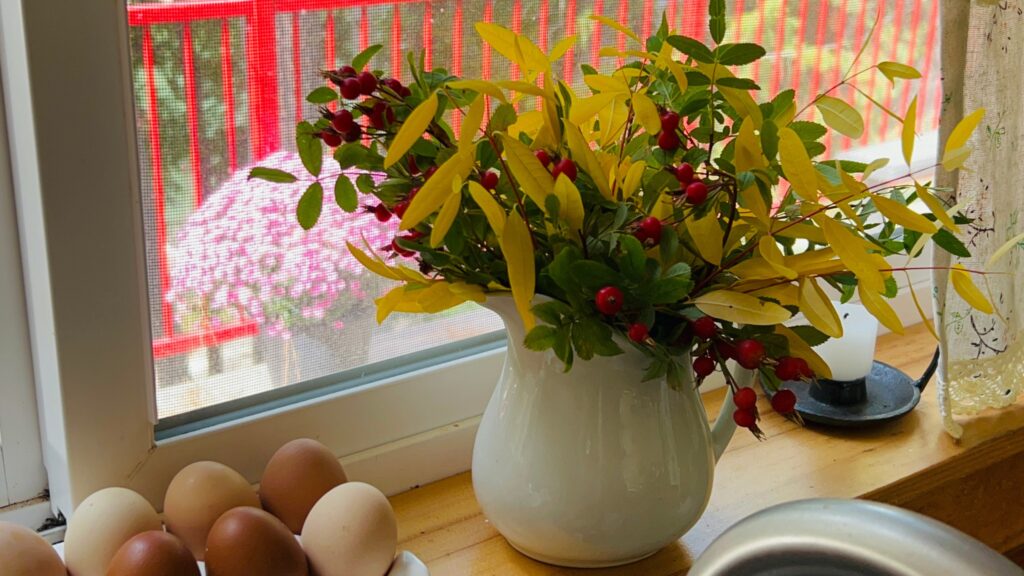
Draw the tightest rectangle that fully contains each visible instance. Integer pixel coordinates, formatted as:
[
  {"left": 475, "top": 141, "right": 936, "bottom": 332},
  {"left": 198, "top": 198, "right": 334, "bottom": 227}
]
[{"left": 710, "top": 367, "right": 755, "bottom": 462}]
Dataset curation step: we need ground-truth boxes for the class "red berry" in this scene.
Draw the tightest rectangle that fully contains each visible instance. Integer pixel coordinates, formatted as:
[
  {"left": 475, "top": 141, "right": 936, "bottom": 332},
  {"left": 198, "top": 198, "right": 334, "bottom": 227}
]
[
  {"left": 534, "top": 149, "right": 552, "bottom": 167},
  {"left": 627, "top": 323, "right": 649, "bottom": 344},
  {"left": 320, "top": 130, "right": 342, "bottom": 147},
  {"left": 368, "top": 101, "right": 395, "bottom": 129},
  {"left": 382, "top": 77, "right": 403, "bottom": 93},
  {"left": 594, "top": 286, "right": 624, "bottom": 316},
  {"left": 693, "top": 355, "right": 715, "bottom": 378},
  {"left": 774, "top": 356, "right": 802, "bottom": 381},
  {"left": 331, "top": 109, "right": 354, "bottom": 132},
  {"left": 634, "top": 216, "right": 662, "bottom": 245},
  {"left": 733, "top": 408, "right": 757, "bottom": 428},
  {"left": 734, "top": 386, "right": 757, "bottom": 410},
  {"left": 685, "top": 181, "right": 708, "bottom": 204},
  {"left": 338, "top": 65, "right": 358, "bottom": 78},
  {"left": 657, "top": 130, "right": 680, "bottom": 151},
  {"left": 372, "top": 204, "right": 392, "bottom": 222},
  {"left": 552, "top": 158, "right": 578, "bottom": 182},
  {"left": 358, "top": 71, "right": 378, "bottom": 95},
  {"left": 794, "top": 357, "right": 814, "bottom": 379},
  {"left": 660, "top": 111, "right": 680, "bottom": 133},
  {"left": 735, "top": 339, "right": 766, "bottom": 370},
  {"left": 716, "top": 340, "right": 737, "bottom": 360},
  {"left": 408, "top": 157, "right": 421, "bottom": 175},
  {"left": 342, "top": 123, "right": 362, "bottom": 142},
  {"left": 771, "top": 389, "right": 798, "bottom": 414},
  {"left": 423, "top": 166, "right": 437, "bottom": 180},
  {"left": 675, "top": 162, "right": 695, "bottom": 184},
  {"left": 481, "top": 170, "right": 500, "bottom": 190},
  {"left": 693, "top": 316, "right": 717, "bottom": 340},
  {"left": 340, "top": 77, "right": 362, "bottom": 100},
  {"left": 392, "top": 200, "right": 410, "bottom": 219},
  {"left": 407, "top": 186, "right": 420, "bottom": 200},
  {"left": 391, "top": 237, "right": 415, "bottom": 257}
]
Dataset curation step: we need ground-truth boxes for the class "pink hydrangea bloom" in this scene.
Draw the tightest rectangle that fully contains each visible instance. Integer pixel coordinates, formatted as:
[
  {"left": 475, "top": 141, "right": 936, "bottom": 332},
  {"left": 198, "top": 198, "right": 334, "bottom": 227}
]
[{"left": 167, "top": 152, "right": 395, "bottom": 338}]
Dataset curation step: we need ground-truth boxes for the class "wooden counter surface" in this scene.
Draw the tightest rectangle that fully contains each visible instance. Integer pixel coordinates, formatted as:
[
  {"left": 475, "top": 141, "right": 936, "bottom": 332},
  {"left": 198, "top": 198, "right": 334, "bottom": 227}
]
[{"left": 389, "top": 323, "right": 1024, "bottom": 574}]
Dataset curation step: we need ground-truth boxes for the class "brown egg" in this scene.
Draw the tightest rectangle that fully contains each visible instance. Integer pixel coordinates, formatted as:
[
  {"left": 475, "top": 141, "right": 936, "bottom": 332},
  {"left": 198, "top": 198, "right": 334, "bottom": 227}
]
[
  {"left": 106, "top": 531, "right": 198, "bottom": 576},
  {"left": 163, "top": 461, "right": 260, "bottom": 560},
  {"left": 64, "top": 488, "right": 162, "bottom": 576},
  {"left": 205, "top": 507, "right": 308, "bottom": 576},
  {"left": 259, "top": 438, "right": 348, "bottom": 533},
  {"left": 0, "top": 521, "right": 66, "bottom": 575},
  {"left": 301, "top": 482, "right": 396, "bottom": 576}
]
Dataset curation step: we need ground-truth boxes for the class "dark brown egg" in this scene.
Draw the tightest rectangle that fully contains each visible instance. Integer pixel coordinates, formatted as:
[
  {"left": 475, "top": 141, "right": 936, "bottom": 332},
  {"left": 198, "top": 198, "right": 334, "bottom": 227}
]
[
  {"left": 204, "top": 507, "right": 308, "bottom": 576},
  {"left": 259, "top": 438, "right": 347, "bottom": 533},
  {"left": 106, "top": 531, "right": 199, "bottom": 576}
]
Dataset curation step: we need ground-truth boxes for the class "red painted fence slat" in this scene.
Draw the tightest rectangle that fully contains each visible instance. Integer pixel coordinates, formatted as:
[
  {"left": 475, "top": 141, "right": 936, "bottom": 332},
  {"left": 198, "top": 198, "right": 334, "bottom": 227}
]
[
  {"left": 183, "top": 24, "right": 204, "bottom": 208},
  {"left": 221, "top": 20, "right": 237, "bottom": 173}
]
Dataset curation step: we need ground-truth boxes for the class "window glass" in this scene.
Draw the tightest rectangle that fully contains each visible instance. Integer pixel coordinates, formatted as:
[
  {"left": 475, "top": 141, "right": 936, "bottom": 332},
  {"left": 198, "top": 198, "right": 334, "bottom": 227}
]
[{"left": 126, "top": 0, "right": 939, "bottom": 420}]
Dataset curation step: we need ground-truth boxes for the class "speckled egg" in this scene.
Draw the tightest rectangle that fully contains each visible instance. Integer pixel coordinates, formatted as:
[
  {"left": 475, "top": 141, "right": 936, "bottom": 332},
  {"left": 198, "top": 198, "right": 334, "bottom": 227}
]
[
  {"left": 205, "top": 507, "right": 308, "bottom": 576},
  {"left": 259, "top": 438, "right": 347, "bottom": 533},
  {"left": 106, "top": 530, "right": 199, "bottom": 576},
  {"left": 63, "top": 487, "right": 162, "bottom": 576},
  {"left": 163, "top": 461, "right": 260, "bottom": 560},
  {"left": 301, "top": 482, "right": 396, "bottom": 576},
  {"left": 0, "top": 521, "right": 66, "bottom": 575}
]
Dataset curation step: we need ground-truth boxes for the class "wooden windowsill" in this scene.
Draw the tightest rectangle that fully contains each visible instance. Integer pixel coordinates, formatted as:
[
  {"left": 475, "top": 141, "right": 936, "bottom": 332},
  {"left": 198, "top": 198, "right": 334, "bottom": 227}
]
[{"left": 389, "top": 323, "right": 1024, "bottom": 574}]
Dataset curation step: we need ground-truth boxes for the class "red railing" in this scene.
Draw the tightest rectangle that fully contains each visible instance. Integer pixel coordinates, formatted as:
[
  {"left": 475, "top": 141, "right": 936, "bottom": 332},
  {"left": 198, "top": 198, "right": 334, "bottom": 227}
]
[{"left": 128, "top": 0, "right": 941, "bottom": 359}]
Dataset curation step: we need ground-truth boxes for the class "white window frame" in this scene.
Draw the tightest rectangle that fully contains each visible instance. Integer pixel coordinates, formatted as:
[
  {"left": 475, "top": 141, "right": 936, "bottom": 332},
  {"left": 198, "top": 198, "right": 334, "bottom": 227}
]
[{"left": 0, "top": 0, "right": 503, "bottom": 518}]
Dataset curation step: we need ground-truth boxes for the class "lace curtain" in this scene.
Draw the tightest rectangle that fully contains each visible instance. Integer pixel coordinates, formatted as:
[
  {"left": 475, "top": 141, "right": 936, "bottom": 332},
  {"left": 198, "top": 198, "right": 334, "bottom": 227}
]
[{"left": 934, "top": 0, "right": 1024, "bottom": 438}]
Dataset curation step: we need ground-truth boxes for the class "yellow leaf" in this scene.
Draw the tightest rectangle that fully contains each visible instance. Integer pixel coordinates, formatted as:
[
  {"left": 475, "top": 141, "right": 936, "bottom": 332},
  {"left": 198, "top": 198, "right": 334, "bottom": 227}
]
[
  {"left": 863, "top": 158, "right": 890, "bottom": 179},
  {"left": 665, "top": 60, "right": 689, "bottom": 93},
  {"left": 553, "top": 174, "right": 584, "bottom": 236},
  {"left": 499, "top": 134, "right": 555, "bottom": 212},
  {"left": 816, "top": 95, "right": 864, "bottom": 139},
  {"left": 942, "top": 108, "right": 985, "bottom": 170},
  {"left": 632, "top": 92, "right": 661, "bottom": 135},
  {"left": 565, "top": 122, "right": 612, "bottom": 199},
  {"left": 858, "top": 284, "right": 904, "bottom": 334},
  {"left": 596, "top": 95, "right": 630, "bottom": 146},
  {"left": 778, "top": 126, "right": 819, "bottom": 201},
  {"left": 748, "top": 282, "right": 799, "bottom": 307},
  {"left": 758, "top": 236, "right": 797, "bottom": 279},
  {"left": 460, "top": 95, "right": 485, "bottom": 153},
  {"left": 730, "top": 257, "right": 781, "bottom": 280},
  {"left": 430, "top": 184, "right": 462, "bottom": 247},
  {"left": 815, "top": 216, "right": 885, "bottom": 293},
  {"left": 774, "top": 222, "right": 826, "bottom": 244},
  {"left": 400, "top": 152, "right": 473, "bottom": 230},
  {"left": 621, "top": 160, "right": 646, "bottom": 200},
  {"left": 901, "top": 95, "right": 917, "bottom": 167},
  {"left": 569, "top": 93, "right": 618, "bottom": 125},
  {"left": 540, "top": 72, "right": 561, "bottom": 145},
  {"left": 508, "top": 110, "right": 545, "bottom": 140},
  {"left": 915, "top": 182, "right": 959, "bottom": 233},
  {"left": 775, "top": 325, "right": 833, "bottom": 379},
  {"left": 650, "top": 191, "right": 675, "bottom": 221},
  {"left": 798, "top": 277, "right": 843, "bottom": 338},
  {"left": 467, "top": 181, "right": 506, "bottom": 239},
  {"left": 474, "top": 22, "right": 547, "bottom": 73},
  {"left": 496, "top": 80, "right": 548, "bottom": 98},
  {"left": 384, "top": 92, "right": 438, "bottom": 168},
  {"left": 688, "top": 210, "right": 724, "bottom": 265},
  {"left": 588, "top": 14, "right": 642, "bottom": 44},
  {"left": 872, "top": 194, "right": 936, "bottom": 234},
  {"left": 734, "top": 119, "right": 767, "bottom": 172},
  {"left": 501, "top": 210, "right": 536, "bottom": 331},
  {"left": 986, "top": 230, "right": 1024, "bottom": 269},
  {"left": 347, "top": 241, "right": 405, "bottom": 281},
  {"left": 447, "top": 79, "right": 508, "bottom": 103},
  {"left": 904, "top": 272, "right": 938, "bottom": 340},
  {"left": 694, "top": 290, "right": 793, "bottom": 325},
  {"left": 549, "top": 36, "right": 577, "bottom": 62},
  {"left": 583, "top": 74, "right": 630, "bottom": 94},
  {"left": 951, "top": 265, "right": 994, "bottom": 314},
  {"left": 598, "top": 47, "right": 656, "bottom": 60},
  {"left": 878, "top": 61, "right": 922, "bottom": 83}
]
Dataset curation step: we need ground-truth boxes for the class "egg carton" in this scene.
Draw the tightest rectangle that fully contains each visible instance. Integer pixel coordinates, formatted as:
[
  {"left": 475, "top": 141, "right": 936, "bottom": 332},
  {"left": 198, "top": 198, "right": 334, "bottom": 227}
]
[{"left": 53, "top": 542, "right": 429, "bottom": 576}]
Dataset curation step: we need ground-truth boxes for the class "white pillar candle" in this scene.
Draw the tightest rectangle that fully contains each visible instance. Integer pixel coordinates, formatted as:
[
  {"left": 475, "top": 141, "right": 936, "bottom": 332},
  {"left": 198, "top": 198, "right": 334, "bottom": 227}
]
[{"left": 812, "top": 303, "right": 879, "bottom": 381}]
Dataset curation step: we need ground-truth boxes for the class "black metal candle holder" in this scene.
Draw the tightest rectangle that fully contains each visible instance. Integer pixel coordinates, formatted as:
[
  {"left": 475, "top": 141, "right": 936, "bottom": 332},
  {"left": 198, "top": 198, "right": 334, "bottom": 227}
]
[{"left": 763, "top": 347, "right": 939, "bottom": 427}]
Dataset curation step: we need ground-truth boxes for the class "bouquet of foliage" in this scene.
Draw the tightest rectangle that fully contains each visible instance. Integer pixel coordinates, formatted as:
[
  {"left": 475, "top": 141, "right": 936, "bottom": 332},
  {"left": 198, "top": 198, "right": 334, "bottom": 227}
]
[{"left": 253, "top": 3, "right": 989, "bottom": 433}]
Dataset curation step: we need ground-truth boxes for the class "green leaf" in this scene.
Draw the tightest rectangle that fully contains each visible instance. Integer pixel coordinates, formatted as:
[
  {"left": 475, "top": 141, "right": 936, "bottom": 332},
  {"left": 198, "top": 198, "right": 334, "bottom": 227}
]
[
  {"left": 248, "top": 167, "right": 298, "bottom": 183},
  {"left": 815, "top": 96, "right": 864, "bottom": 139},
  {"left": 790, "top": 120, "right": 827, "bottom": 142},
  {"left": 524, "top": 325, "right": 559, "bottom": 351},
  {"left": 877, "top": 61, "right": 921, "bottom": 84},
  {"left": 532, "top": 300, "right": 574, "bottom": 326},
  {"left": 334, "top": 143, "right": 369, "bottom": 169},
  {"left": 790, "top": 325, "right": 830, "bottom": 347},
  {"left": 306, "top": 86, "right": 338, "bottom": 104},
  {"left": 642, "top": 356, "right": 669, "bottom": 382},
  {"left": 297, "top": 182, "right": 324, "bottom": 230},
  {"left": 666, "top": 35, "right": 715, "bottom": 64},
  {"left": 760, "top": 119, "right": 779, "bottom": 161},
  {"left": 571, "top": 261, "right": 622, "bottom": 292},
  {"left": 296, "top": 122, "right": 323, "bottom": 177},
  {"left": 715, "top": 43, "right": 766, "bottom": 65},
  {"left": 647, "top": 275, "right": 693, "bottom": 304},
  {"left": 715, "top": 77, "right": 760, "bottom": 90},
  {"left": 352, "top": 44, "right": 383, "bottom": 71},
  {"left": 708, "top": 0, "right": 726, "bottom": 44},
  {"left": 356, "top": 173, "right": 375, "bottom": 194},
  {"left": 334, "top": 176, "right": 358, "bottom": 212},
  {"left": 932, "top": 228, "right": 971, "bottom": 257},
  {"left": 549, "top": 245, "right": 583, "bottom": 294},
  {"left": 618, "top": 235, "right": 647, "bottom": 282}
]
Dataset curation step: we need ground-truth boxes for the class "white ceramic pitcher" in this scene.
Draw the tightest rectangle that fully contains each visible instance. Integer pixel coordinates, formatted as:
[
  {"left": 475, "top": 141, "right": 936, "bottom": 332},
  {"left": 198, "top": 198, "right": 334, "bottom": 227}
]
[{"left": 472, "top": 296, "right": 747, "bottom": 568}]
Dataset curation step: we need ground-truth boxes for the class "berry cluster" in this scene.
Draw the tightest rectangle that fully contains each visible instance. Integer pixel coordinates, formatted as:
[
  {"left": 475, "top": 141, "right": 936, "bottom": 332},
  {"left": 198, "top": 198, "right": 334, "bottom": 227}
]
[
  {"left": 534, "top": 150, "right": 578, "bottom": 182},
  {"left": 318, "top": 65, "right": 410, "bottom": 147}
]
